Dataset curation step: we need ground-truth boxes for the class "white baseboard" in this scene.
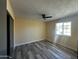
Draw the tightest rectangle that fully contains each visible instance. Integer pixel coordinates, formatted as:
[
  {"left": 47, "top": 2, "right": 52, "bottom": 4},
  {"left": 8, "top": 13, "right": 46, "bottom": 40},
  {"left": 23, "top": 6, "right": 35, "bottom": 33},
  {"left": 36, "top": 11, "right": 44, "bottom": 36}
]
[{"left": 14, "top": 39, "right": 44, "bottom": 48}]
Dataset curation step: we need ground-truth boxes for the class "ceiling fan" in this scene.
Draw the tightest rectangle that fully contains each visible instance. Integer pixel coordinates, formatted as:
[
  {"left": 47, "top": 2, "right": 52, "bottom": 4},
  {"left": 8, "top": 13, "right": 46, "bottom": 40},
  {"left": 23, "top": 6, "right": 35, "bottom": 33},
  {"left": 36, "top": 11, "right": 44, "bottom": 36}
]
[{"left": 42, "top": 14, "right": 52, "bottom": 20}]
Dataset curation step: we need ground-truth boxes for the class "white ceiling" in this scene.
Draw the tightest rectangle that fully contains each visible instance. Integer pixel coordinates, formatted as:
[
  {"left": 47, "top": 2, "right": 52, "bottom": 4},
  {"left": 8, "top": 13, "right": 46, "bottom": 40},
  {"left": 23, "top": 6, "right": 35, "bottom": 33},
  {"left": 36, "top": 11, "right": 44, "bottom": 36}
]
[{"left": 11, "top": 0, "right": 78, "bottom": 21}]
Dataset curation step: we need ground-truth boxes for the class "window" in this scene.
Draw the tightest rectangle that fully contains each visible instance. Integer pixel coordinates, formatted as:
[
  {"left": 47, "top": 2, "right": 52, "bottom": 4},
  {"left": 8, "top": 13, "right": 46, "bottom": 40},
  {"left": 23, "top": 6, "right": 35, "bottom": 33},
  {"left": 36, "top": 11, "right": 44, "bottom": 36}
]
[
  {"left": 56, "top": 22, "right": 71, "bottom": 36},
  {"left": 56, "top": 23, "right": 63, "bottom": 35}
]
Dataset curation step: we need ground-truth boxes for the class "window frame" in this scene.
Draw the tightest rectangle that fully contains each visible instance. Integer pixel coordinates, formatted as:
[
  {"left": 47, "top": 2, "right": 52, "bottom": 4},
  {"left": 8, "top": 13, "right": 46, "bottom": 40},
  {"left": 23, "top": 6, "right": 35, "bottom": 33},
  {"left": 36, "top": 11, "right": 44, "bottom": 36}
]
[{"left": 56, "top": 22, "right": 71, "bottom": 36}]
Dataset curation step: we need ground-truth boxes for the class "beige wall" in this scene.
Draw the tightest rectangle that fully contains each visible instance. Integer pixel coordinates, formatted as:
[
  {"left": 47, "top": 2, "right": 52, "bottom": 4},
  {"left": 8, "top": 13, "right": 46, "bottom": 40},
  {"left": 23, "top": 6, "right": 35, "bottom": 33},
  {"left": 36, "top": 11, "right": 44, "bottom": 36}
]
[
  {"left": 14, "top": 18, "right": 46, "bottom": 46},
  {"left": 45, "top": 21, "right": 55, "bottom": 42},
  {"left": 7, "top": 0, "right": 15, "bottom": 19},
  {"left": 46, "top": 13, "right": 78, "bottom": 51}
]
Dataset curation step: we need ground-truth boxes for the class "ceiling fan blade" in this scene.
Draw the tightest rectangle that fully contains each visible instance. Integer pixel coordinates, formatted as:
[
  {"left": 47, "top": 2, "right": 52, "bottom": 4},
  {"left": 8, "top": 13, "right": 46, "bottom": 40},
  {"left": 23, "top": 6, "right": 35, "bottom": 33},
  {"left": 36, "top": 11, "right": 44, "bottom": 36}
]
[
  {"left": 41, "top": 14, "right": 52, "bottom": 20},
  {"left": 45, "top": 16, "right": 52, "bottom": 18}
]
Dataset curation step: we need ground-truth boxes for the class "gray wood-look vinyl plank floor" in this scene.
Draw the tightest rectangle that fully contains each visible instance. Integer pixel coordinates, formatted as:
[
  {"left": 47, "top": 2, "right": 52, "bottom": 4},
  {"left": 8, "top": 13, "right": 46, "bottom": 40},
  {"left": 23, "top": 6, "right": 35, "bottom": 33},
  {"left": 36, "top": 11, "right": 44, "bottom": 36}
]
[{"left": 14, "top": 40, "right": 78, "bottom": 59}]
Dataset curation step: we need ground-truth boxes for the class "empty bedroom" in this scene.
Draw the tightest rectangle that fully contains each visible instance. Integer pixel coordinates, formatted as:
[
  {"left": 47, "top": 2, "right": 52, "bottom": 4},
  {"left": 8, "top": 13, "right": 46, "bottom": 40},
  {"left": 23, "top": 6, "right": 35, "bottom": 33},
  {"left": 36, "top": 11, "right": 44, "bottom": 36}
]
[{"left": 0, "top": 0, "right": 78, "bottom": 59}]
